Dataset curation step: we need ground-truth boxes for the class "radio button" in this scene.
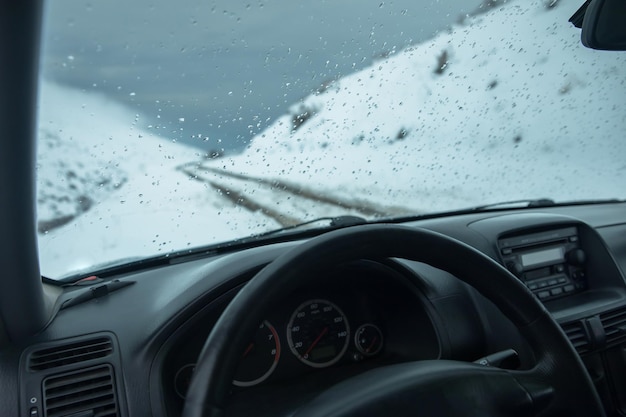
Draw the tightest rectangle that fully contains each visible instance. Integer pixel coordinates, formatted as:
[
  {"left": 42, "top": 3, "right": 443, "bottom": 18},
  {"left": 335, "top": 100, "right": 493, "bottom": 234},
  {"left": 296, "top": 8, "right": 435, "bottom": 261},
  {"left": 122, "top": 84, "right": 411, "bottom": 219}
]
[
  {"left": 501, "top": 248, "right": 512, "bottom": 255},
  {"left": 564, "top": 284, "right": 575, "bottom": 293},
  {"left": 557, "top": 277, "right": 567, "bottom": 284},
  {"left": 528, "top": 283, "right": 538, "bottom": 290},
  {"left": 538, "top": 281, "right": 549, "bottom": 288},
  {"left": 554, "top": 265, "right": 565, "bottom": 273},
  {"left": 548, "top": 279, "right": 558, "bottom": 286},
  {"left": 550, "top": 287, "right": 564, "bottom": 296},
  {"left": 538, "top": 291, "right": 550, "bottom": 300}
]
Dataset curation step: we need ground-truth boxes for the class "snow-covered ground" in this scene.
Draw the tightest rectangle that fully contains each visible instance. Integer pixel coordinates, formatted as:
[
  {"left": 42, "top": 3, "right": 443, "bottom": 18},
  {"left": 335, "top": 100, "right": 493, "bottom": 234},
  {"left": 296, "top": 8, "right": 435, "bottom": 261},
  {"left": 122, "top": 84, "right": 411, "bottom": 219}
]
[
  {"left": 37, "top": 0, "right": 626, "bottom": 278},
  {"left": 37, "top": 84, "right": 282, "bottom": 278}
]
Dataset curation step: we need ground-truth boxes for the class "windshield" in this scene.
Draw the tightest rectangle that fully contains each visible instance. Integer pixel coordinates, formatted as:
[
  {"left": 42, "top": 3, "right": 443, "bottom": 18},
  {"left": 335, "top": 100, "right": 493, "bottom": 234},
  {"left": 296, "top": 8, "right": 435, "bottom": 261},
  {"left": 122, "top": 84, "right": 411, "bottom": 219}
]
[{"left": 37, "top": 0, "right": 626, "bottom": 279}]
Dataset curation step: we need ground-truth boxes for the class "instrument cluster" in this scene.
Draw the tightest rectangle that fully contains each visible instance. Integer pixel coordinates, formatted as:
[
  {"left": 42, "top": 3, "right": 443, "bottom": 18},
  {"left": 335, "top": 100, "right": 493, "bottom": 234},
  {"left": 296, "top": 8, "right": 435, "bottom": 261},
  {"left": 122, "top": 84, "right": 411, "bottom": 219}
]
[{"left": 168, "top": 261, "right": 440, "bottom": 399}]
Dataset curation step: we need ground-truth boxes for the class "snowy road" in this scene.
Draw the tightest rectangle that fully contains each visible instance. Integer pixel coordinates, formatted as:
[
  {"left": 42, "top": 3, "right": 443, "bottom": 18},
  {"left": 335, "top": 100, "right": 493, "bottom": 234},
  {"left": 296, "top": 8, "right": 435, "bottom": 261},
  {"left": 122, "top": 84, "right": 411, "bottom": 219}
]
[{"left": 177, "top": 162, "right": 414, "bottom": 227}]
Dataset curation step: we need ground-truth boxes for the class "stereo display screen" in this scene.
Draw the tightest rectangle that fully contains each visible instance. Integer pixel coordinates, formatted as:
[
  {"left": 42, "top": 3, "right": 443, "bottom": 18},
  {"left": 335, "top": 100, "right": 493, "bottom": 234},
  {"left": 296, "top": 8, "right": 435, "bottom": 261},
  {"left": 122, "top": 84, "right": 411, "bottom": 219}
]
[{"left": 521, "top": 247, "right": 564, "bottom": 268}]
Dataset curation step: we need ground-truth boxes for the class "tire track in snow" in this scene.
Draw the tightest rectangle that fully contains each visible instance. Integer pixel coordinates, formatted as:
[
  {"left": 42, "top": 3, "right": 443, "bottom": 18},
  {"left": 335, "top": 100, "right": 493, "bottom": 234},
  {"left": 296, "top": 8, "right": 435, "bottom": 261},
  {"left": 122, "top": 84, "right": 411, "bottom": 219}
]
[
  {"left": 179, "top": 162, "right": 413, "bottom": 219},
  {"left": 179, "top": 166, "right": 302, "bottom": 227}
]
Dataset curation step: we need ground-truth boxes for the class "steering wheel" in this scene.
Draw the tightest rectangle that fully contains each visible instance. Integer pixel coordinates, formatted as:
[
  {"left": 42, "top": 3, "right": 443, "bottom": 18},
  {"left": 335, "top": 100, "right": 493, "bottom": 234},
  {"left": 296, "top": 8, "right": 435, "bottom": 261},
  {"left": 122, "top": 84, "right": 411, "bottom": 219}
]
[{"left": 182, "top": 225, "right": 605, "bottom": 417}]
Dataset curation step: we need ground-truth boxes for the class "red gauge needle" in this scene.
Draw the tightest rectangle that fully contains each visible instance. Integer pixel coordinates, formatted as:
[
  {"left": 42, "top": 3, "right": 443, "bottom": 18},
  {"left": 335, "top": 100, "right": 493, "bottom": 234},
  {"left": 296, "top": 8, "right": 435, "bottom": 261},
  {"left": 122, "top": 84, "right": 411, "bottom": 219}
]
[
  {"left": 304, "top": 327, "right": 328, "bottom": 357},
  {"left": 366, "top": 336, "right": 378, "bottom": 353},
  {"left": 243, "top": 343, "right": 254, "bottom": 358}
]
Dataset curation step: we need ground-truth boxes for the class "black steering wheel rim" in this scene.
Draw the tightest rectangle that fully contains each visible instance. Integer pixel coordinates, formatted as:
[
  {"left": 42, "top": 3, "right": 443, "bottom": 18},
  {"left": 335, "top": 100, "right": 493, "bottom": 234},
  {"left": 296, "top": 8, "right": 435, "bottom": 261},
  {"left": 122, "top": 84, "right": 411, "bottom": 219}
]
[{"left": 181, "top": 224, "right": 604, "bottom": 417}]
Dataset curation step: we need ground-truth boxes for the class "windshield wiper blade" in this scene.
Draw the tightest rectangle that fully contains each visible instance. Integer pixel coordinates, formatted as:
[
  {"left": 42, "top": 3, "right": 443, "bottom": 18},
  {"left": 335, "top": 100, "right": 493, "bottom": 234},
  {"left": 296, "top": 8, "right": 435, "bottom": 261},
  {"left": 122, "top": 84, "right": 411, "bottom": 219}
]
[
  {"left": 250, "top": 215, "right": 368, "bottom": 239},
  {"left": 471, "top": 198, "right": 556, "bottom": 211},
  {"left": 60, "top": 279, "right": 135, "bottom": 310},
  {"left": 470, "top": 197, "right": 625, "bottom": 212}
]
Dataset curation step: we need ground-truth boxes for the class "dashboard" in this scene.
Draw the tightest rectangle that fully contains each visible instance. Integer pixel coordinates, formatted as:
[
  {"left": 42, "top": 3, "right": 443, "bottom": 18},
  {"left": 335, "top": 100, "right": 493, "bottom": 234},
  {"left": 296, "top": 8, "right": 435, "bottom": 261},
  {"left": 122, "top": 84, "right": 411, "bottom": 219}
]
[{"left": 8, "top": 202, "right": 626, "bottom": 417}]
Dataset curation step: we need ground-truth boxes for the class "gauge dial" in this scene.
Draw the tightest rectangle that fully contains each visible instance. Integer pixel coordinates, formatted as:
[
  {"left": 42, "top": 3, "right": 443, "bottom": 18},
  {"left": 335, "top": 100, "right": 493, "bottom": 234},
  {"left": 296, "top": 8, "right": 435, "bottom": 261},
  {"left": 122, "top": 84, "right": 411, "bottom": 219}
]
[
  {"left": 174, "top": 364, "right": 195, "bottom": 398},
  {"left": 354, "top": 324, "right": 383, "bottom": 356},
  {"left": 233, "top": 320, "right": 280, "bottom": 387},
  {"left": 287, "top": 299, "right": 350, "bottom": 368}
]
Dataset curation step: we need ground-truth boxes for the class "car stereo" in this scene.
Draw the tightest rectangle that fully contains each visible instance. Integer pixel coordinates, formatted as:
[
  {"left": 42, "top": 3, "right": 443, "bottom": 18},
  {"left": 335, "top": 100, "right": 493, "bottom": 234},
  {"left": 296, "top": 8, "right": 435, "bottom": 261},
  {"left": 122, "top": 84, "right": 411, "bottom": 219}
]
[{"left": 498, "top": 226, "right": 586, "bottom": 301}]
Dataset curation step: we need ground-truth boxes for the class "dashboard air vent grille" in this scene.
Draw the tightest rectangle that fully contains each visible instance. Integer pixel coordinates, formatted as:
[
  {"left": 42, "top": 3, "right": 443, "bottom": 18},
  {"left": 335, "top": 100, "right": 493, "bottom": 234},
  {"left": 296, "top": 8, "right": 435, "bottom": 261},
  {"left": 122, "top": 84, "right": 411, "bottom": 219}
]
[
  {"left": 561, "top": 320, "right": 590, "bottom": 355},
  {"left": 43, "top": 364, "right": 119, "bottom": 417},
  {"left": 600, "top": 307, "right": 626, "bottom": 347},
  {"left": 29, "top": 336, "right": 113, "bottom": 371}
]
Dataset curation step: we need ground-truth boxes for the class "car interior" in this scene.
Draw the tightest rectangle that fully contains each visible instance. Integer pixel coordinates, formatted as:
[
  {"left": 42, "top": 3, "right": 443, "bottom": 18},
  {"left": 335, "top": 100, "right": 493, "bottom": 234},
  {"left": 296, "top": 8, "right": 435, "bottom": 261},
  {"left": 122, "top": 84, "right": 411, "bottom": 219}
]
[{"left": 1, "top": 0, "right": 626, "bottom": 416}]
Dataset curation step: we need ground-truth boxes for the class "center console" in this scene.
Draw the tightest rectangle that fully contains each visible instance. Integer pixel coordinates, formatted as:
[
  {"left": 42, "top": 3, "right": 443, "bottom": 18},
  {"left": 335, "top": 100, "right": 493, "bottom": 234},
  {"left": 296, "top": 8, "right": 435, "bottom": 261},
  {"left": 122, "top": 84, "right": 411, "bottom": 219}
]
[
  {"left": 498, "top": 226, "right": 587, "bottom": 301},
  {"left": 467, "top": 211, "right": 626, "bottom": 416}
]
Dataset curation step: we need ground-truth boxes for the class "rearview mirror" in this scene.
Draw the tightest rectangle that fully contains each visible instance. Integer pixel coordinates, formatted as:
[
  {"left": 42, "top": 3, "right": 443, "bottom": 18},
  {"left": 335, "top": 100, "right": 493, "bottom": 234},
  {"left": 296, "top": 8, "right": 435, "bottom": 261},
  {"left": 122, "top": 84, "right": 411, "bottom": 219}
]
[{"left": 578, "top": 0, "right": 626, "bottom": 50}]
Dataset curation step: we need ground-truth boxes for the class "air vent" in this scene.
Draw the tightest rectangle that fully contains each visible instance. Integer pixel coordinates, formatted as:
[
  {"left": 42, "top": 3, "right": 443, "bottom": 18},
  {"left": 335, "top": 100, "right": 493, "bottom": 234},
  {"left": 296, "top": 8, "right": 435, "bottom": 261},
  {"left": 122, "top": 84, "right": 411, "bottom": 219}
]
[
  {"left": 600, "top": 307, "right": 626, "bottom": 347},
  {"left": 29, "top": 336, "right": 113, "bottom": 371},
  {"left": 561, "top": 320, "right": 591, "bottom": 355},
  {"left": 43, "top": 364, "right": 119, "bottom": 417}
]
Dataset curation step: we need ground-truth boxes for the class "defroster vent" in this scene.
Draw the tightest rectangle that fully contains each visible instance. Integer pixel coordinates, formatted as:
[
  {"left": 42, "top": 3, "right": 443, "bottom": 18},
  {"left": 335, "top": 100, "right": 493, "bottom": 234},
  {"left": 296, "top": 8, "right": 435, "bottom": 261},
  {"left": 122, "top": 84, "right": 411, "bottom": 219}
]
[
  {"left": 43, "top": 364, "right": 119, "bottom": 417},
  {"left": 28, "top": 336, "right": 113, "bottom": 371}
]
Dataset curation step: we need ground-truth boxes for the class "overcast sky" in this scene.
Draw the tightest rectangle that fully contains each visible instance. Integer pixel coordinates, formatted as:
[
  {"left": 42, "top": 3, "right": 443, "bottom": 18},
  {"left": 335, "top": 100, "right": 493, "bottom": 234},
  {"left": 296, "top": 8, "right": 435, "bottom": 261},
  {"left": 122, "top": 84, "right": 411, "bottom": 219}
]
[{"left": 40, "top": 0, "right": 480, "bottom": 153}]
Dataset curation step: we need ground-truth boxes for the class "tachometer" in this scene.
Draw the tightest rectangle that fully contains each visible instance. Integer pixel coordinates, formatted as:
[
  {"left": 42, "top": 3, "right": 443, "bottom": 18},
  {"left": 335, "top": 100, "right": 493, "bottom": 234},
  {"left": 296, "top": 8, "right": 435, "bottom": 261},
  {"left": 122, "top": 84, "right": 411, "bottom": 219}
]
[
  {"left": 233, "top": 320, "right": 280, "bottom": 387},
  {"left": 287, "top": 299, "right": 350, "bottom": 368}
]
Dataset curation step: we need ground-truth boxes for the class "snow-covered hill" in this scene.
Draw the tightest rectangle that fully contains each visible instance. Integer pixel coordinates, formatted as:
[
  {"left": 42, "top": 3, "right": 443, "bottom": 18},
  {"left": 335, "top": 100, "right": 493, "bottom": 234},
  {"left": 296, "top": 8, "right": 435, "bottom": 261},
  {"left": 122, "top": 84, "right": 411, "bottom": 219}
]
[
  {"left": 209, "top": 0, "right": 626, "bottom": 210},
  {"left": 37, "top": 0, "right": 626, "bottom": 278},
  {"left": 36, "top": 83, "right": 280, "bottom": 278}
]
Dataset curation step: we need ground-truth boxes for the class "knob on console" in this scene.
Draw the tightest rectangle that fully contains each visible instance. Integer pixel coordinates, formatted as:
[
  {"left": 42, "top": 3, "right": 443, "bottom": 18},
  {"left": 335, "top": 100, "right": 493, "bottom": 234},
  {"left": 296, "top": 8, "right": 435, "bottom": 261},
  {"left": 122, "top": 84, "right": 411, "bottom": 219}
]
[
  {"left": 566, "top": 249, "right": 586, "bottom": 266},
  {"left": 506, "top": 261, "right": 524, "bottom": 276}
]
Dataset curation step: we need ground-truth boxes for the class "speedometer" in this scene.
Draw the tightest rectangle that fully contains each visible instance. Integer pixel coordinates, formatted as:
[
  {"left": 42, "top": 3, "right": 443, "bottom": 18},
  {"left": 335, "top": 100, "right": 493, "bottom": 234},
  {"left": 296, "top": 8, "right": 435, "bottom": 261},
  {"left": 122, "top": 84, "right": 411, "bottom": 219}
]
[{"left": 286, "top": 299, "right": 350, "bottom": 368}]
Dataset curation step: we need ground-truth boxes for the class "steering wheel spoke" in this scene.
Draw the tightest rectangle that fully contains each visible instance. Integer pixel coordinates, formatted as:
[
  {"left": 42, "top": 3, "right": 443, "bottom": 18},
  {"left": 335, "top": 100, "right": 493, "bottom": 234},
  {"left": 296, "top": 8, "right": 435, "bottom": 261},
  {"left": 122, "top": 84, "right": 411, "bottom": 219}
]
[{"left": 507, "top": 369, "right": 555, "bottom": 415}]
